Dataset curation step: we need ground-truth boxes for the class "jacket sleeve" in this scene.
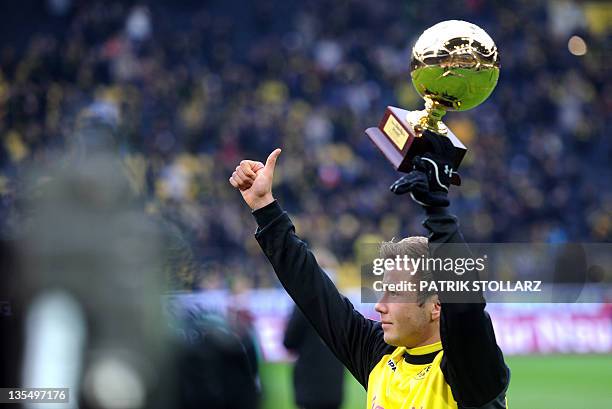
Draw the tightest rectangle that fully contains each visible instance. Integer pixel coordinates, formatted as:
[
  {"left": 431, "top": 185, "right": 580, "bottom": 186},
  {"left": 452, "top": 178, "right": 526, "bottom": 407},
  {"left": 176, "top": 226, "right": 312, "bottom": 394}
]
[
  {"left": 253, "top": 201, "right": 391, "bottom": 388},
  {"left": 423, "top": 207, "right": 510, "bottom": 408}
]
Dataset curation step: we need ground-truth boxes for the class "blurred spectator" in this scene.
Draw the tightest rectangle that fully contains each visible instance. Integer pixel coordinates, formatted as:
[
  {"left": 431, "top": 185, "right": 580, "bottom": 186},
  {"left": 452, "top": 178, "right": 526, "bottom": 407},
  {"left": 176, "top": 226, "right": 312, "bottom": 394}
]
[
  {"left": 174, "top": 311, "right": 261, "bottom": 409},
  {"left": 284, "top": 305, "right": 345, "bottom": 409}
]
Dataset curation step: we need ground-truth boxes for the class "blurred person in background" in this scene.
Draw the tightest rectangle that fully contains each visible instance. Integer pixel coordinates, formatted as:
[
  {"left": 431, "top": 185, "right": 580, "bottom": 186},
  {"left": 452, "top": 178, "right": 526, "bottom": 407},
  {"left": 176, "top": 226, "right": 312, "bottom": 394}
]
[
  {"left": 227, "top": 273, "right": 262, "bottom": 395},
  {"left": 284, "top": 304, "right": 344, "bottom": 409},
  {"left": 173, "top": 310, "right": 261, "bottom": 409}
]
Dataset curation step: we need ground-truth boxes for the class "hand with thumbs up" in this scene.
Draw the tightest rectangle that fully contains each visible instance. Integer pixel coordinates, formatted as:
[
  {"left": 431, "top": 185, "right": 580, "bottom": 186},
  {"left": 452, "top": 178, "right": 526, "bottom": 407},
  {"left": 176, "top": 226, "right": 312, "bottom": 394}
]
[{"left": 229, "top": 148, "right": 282, "bottom": 210}]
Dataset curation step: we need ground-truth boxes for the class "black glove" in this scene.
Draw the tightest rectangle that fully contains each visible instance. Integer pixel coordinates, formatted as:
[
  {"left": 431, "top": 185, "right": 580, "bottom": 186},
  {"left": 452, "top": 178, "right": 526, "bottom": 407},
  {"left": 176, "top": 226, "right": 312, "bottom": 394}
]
[
  {"left": 390, "top": 131, "right": 458, "bottom": 207},
  {"left": 389, "top": 160, "right": 449, "bottom": 207}
]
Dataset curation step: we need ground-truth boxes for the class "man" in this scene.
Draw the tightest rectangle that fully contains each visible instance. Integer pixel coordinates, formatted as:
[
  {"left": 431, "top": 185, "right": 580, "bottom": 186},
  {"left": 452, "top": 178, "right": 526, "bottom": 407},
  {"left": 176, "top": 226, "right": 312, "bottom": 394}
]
[
  {"left": 229, "top": 136, "right": 509, "bottom": 408},
  {"left": 174, "top": 311, "right": 261, "bottom": 409},
  {"left": 284, "top": 304, "right": 345, "bottom": 409}
]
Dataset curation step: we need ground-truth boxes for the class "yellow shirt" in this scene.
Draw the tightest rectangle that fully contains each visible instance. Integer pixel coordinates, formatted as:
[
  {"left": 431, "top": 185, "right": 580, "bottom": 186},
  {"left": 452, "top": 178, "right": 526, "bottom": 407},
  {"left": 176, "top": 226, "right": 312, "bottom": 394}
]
[{"left": 367, "top": 342, "right": 458, "bottom": 409}]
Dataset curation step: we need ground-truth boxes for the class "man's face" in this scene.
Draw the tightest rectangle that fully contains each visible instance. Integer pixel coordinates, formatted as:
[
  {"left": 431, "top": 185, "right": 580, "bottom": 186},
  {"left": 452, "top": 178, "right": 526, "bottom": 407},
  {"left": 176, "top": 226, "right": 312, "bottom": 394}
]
[{"left": 374, "top": 269, "right": 440, "bottom": 348}]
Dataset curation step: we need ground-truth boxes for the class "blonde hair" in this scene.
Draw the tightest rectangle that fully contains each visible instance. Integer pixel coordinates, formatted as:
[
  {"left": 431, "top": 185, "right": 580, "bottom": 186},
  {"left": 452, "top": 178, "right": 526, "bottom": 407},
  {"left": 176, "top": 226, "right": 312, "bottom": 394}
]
[{"left": 379, "top": 236, "right": 435, "bottom": 304}]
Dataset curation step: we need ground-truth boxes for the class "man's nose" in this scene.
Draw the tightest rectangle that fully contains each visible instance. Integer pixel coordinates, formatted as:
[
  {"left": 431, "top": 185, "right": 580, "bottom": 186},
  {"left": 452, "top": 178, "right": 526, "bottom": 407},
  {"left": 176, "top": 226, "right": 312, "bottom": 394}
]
[{"left": 375, "top": 302, "right": 387, "bottom": 314}]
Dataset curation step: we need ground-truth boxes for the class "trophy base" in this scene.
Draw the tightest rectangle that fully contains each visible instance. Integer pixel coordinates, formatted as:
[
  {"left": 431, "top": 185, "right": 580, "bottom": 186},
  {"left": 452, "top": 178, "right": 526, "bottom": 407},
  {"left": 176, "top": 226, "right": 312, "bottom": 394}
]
[
  {"left": 365, "top": 106, "right": 466, "bottom": 185},
  {"left": 365, "top": 127, "right": 412, "bottom": 171}
]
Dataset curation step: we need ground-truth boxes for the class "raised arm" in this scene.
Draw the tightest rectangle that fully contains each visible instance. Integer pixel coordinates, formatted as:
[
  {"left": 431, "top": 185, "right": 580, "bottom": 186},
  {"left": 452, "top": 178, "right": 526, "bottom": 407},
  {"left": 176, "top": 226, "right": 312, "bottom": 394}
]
[
  {"left": 229, "top": 149, "right": 391, "bottom": 388},
  {"left": 390, "top": 133, "right": 509, "bottom": 408},
  {"left": 423, "top": 208, "right": 509, "bottom": 408}
]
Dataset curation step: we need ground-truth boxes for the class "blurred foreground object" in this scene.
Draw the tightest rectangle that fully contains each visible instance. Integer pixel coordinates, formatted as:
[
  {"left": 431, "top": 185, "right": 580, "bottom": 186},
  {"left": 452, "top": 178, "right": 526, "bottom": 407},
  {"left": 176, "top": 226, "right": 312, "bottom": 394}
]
[
  {"left": 10, "top": 115, "right": 262, "bottom": 408},
  {"left": 15, "top": 117, "right": 173, "bottom": 409}
]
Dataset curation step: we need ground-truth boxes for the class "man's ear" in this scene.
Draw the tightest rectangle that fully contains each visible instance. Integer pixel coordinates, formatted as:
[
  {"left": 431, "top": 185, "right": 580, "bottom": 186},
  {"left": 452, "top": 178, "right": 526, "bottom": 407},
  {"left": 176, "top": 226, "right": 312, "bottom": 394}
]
[{"left": 429, "top": 295, "right": 441, "bottom": 321}]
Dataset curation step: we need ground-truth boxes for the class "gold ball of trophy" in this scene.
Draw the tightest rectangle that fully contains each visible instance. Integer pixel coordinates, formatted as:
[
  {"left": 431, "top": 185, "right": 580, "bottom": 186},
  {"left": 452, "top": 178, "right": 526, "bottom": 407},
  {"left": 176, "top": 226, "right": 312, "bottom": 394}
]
[
  {"left": 410, "top": 20, "right": 500, "bottom": 133},
  {"left": 366, "top": 20, "right": 500, "bottom": 183}
]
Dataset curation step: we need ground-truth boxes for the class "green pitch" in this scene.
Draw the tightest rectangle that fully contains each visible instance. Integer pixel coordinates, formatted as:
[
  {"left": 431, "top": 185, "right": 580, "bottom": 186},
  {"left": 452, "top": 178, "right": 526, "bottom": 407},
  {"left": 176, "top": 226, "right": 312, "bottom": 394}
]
[{"left": 260, "top": 355, "right": 612, "bottom": 409}]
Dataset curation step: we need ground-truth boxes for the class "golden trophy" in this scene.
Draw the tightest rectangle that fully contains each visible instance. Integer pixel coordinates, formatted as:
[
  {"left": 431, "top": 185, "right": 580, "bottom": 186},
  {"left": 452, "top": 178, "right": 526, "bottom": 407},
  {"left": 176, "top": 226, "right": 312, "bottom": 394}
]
[{"left": 365, "top": 20, "right": 500, "bottom": 184}]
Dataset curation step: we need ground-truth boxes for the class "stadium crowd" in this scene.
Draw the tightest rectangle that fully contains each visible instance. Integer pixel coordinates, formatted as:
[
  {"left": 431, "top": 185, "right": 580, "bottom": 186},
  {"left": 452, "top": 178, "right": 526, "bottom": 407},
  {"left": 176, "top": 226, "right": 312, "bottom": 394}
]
[{"left": 0, "top": 0, "right": 610, "bottom": 290}]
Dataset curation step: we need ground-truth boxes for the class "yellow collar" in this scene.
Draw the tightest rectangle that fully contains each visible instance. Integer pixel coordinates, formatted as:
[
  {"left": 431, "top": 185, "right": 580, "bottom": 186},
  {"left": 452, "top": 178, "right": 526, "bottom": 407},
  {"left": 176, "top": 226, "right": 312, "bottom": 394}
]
[{"left": 406, "top": 341, "right": 442, "bottom": 355}]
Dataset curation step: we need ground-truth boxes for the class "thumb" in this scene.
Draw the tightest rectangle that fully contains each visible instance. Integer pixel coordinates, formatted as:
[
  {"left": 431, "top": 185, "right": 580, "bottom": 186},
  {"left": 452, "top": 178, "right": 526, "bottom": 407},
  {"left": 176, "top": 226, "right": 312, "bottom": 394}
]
[{"left": 264, "top": 148, "right": 282, "bottom": 173}]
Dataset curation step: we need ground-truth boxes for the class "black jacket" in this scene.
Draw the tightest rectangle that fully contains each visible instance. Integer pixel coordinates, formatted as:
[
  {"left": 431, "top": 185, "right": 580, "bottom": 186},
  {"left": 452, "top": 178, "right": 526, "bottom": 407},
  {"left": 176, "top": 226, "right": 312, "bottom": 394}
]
[{"left": 284, "top": 305, "right": 344, "bottom": 408}]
